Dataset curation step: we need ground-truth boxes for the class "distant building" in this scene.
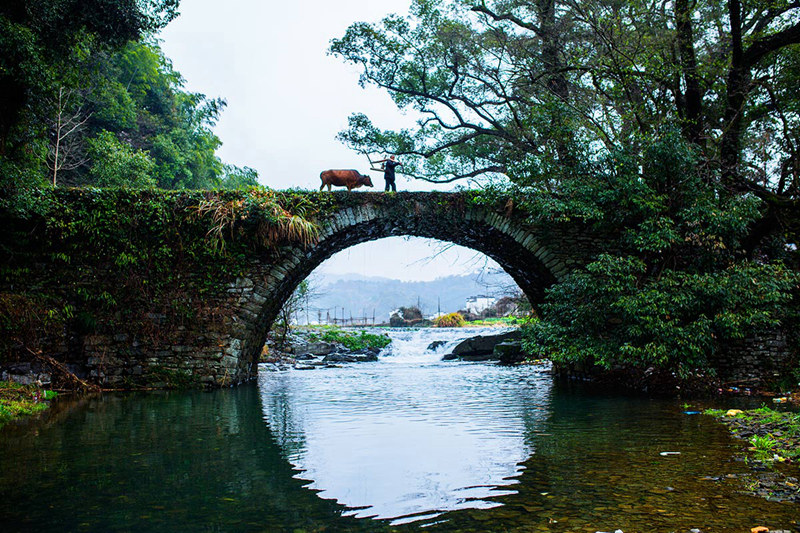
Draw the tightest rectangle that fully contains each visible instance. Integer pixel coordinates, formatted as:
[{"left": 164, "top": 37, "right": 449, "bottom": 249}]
[{"left": 465, "top": 296, "right": 497, "bottom": 315}]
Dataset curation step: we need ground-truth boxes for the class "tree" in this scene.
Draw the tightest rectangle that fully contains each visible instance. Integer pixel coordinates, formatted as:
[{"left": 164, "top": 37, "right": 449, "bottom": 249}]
[
  {"left": 332, "top": 0, "right": 800, "bottom": 374},
  {"left": 80, "top": 40, "right": 228, "bottom": 189},
  {"left": 0, "top": 0, "right": 179, "bottom": 183},
  {"left": 86, "top": 130, "right": 155, "bottom": 188},
  {"left": 331, "top": 0, "right": 800, "bottom": 201},
  {"left": 43, "top": 87, "right": 91, "bottom": 186},
  {"left": 219, "top": 164, "right": 260, "bottom": 190},
  {"left": 2, "top": 27, "right": 235, "bottom": 191}
]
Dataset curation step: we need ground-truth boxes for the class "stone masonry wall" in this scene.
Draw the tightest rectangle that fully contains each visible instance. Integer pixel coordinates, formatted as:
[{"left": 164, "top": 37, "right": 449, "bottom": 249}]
[
  {"left": 710, "top": 331, "right": 796, "bottom": 385},
  {"left": 3, "top": 190, "right": 790, "bottom": 389}
]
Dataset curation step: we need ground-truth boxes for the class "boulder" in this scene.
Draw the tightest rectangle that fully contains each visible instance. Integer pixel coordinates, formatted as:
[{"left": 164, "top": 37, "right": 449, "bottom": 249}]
[
  {"left": 323, "top": 353, "right": 357, "bottom": 363},
  {"left": 494, "top": 341, "right": 525, "bottom": 365},
  {"left": 294, "top": 341, "right": 334, "bottom": 357},
  {"left": 322, "top": 348, "right": 380, "bottom": 363},
  {"left": 448, "top": 330, "right": 521, "bottom": 361},
  {"left": 350, "top": 347, "right": 380, "bottom": 362},
  {"left": 458, "top": 352, "right": 497, "bottom": 362},
  {"left": 389, "top": 307, "right": 431, "bottom": 327},
  {"left": 427, "top": 340, "right": 447, "bottom": 351}
]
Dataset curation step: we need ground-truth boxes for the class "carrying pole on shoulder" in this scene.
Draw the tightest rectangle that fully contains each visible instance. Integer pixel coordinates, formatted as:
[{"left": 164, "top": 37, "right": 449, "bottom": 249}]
[{"left": 362, "top": 151, "right": 385, "bottom": 173}]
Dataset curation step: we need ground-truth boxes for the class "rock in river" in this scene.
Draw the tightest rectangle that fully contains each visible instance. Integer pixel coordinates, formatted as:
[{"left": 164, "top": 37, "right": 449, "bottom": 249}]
[
  {"left": 444, "top": 330, "right": 522, "bottom": 362},
  {"left": 494, "top": 340, "right": 525, "bottom": 365}
]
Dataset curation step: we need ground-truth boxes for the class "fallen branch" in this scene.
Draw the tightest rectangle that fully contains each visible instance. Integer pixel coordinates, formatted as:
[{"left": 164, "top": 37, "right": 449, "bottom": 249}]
[{"left": 28, "top": 348, "right": 100, "bottom": 392}]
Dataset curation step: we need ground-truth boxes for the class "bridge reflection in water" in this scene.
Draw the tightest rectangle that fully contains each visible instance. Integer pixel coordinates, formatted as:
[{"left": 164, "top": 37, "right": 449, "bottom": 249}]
[
  {"left": 1, "top": 345, "right": 798, "bottom": 531},
  {"left": 258, "top": 328, "right": 552, "bottom": 525}
]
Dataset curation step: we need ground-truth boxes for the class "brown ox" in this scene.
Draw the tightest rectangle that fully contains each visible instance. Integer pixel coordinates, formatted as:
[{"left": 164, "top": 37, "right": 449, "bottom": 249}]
[{"left": 319, "top": 169, "right": 374, "bottom": 191}]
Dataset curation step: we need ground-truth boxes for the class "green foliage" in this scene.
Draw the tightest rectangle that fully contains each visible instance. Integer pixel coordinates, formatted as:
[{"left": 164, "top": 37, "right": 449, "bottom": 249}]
[
  {"left": 193, "top": 188, "right": 319, "bottom": 254},
  {"left": 433, "top": 312, "right": 466, "bottom": 327},
  {"left": 306, "top": 327, "right": 391, "bottom": 351},
  {"left": 0, "top": 188, "right": 319, "bottom": 362},
  {"left": 524, "top": 255, "right": 797, "bottom": 371},
  {"left": 0, "top": 380, "right": 56, "bottom": 427},
  {"left": 707, "top": 407, "right": 800, "bottom": 462},
  {"left": 1, "top": 5, "right": 249, "bottom": 191},
  {"left": 0, "top": 1, "right": 179, "bottom": 183},
  {"left": 750, "top": 434, "right": 780, "bottom": 462},
  {"left": 483, "top": 133, "right": 800, "bottom": 374},
  {"left": 80, "top": 40, "right": 229, "bottom": 189},
  {"left": 86, "top": 131, "right": 156, "bottom": 187},
  {"left": 219, "top": 165, "right": 260, "bottom": 191}
]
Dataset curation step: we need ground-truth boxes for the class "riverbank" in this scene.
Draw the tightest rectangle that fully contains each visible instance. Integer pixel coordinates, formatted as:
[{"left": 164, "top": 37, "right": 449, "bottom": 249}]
[
  {"left": 263, "top": 326, "right": 392, "bottom": 368},
  {"left": 0, "top": 380, "right": 57, "bottom": 428},
  {"left": 704, "top": 406, "right": 800, "bottom": 503}
]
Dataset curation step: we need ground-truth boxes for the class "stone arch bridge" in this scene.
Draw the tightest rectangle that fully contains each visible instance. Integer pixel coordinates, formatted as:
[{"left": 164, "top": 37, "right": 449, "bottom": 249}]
[
  {"left": 5, "top": 190, "right": 614, "bottom": 387},
  {"left": 185, "top": 191, "right": 607, "bottom": 387}
]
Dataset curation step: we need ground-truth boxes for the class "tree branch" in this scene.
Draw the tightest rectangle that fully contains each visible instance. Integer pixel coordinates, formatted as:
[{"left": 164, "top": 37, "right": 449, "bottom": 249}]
[
  {"left": 470, "top": 4, "right": 543, "bottom": 36},
  {"left": 744, "top": 21, "right": 800, "bottom": 67},
  {"left": 403, "top": 165, "right": 507, "bottom": 183}
]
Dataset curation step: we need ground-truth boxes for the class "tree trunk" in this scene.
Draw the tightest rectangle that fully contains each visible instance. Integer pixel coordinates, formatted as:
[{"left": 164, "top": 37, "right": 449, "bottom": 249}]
[
  {"left": 537, "top": 0, "right": 573, "bottom": 164},
  {"left": 720, "top": 0, "right": 748, "bottom": 186},
  {"left": 52, "top": 88, "right": 64, "bottom": 187},
  {"left": 674, "top": 0, "right": 704, "bottom": 146}
]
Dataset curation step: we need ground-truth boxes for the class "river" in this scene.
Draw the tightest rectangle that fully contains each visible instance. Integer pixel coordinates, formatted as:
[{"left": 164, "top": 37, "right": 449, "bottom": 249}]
[{"left": 0, "top": 327, "right": 797, "bottom": 532}]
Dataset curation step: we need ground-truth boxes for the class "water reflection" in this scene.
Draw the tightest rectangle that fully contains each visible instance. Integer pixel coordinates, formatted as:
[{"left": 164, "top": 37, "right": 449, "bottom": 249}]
[
  {"left": 0, "top": 386, "right": 370, "bottom": 532},
  {"left": 1, "top": 329, "right": 798, "bottom": 532},
  {"left": 258, "top": 336, "right": 553, "bottom": 523}
]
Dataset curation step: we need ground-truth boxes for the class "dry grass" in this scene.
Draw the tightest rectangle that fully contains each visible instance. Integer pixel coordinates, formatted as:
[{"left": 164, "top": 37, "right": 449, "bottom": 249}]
[{"left": 193, "top": 190, "right": 319, "bottom": 253}]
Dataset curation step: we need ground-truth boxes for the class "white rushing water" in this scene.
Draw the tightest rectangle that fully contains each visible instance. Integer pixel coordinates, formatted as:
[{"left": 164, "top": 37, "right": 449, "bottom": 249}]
[
  {"left": 377, "top": 327, "right": 484, "bottom": 364},
  {"left": 258, "top": 327, "right": 552, "bottom": 525}
]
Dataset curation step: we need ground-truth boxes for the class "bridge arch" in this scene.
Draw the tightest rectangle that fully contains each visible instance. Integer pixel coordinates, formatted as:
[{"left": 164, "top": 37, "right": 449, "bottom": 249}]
[{"left": 226, "top": 192, "right": 578, "bottom": 381}]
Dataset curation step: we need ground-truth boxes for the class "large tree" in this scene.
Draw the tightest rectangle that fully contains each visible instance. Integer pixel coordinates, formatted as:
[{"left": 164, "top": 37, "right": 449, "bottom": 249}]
[
  {"left": 332, "top": 0, "right": 800, "bottom": 375},
  {"left": 332, "top": 0, "right": 800, "bottom": 199}
]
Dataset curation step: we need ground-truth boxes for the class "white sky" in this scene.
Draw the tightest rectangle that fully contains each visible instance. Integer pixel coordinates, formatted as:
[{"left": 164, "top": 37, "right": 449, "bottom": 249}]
[{"left": 158, "top": 0, "right": 503, "bottom": 281}]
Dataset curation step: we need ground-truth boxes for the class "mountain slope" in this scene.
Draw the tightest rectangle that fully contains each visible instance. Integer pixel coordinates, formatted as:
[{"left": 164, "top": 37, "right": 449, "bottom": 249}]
[{"left": 301, "top": 271, "right": 517, "bottom": 323}]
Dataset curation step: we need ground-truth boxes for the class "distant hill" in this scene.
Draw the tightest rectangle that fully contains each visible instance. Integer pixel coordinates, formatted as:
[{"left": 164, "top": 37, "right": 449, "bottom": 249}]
[{"left": 299, "top": 271, "right": 518, "bottom": 324}]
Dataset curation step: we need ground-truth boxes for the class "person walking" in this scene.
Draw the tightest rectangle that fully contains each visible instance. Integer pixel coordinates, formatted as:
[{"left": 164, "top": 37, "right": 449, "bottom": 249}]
[{"left": 376, "top": 155, "right": 402, "bottom": 192}]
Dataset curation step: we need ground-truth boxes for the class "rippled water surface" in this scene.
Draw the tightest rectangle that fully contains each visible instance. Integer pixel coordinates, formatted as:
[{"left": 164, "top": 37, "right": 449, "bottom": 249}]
[{"left": 1, "top": 327, "right": 798, "bottom": 532}]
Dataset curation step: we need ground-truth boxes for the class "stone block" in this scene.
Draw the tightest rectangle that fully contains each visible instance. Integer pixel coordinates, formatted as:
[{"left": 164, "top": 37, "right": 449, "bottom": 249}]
[
  {"left": 235, "top": 277, "right": 254, "bottom": 289},
  {"left": 84, "top": 335, "right": 105, "bottom": 346}
]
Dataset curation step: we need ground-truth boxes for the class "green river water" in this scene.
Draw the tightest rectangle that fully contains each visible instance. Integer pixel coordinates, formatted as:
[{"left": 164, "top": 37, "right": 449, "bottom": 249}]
[{"left": 0, "top": 328, "right": 797, "bottom": 532}]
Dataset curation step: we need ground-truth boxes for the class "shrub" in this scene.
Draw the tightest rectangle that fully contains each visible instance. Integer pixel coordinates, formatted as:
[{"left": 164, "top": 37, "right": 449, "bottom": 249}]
[
  {"left": 434, "top": 312, "right": 465, "bottom": 327},
  {"left": 308, "top": 327, "right": 391, "bottom": 351}
]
